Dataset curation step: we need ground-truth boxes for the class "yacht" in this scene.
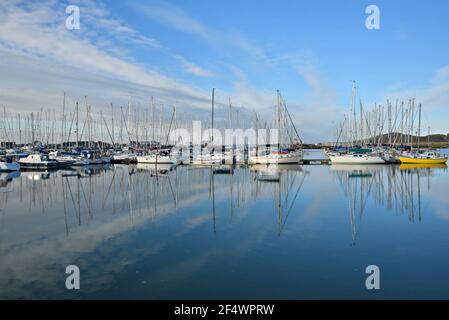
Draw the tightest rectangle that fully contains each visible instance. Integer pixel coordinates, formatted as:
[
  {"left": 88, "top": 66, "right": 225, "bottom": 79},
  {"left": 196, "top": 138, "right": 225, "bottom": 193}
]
[
  {"left": 248, "top": 91, "right": 303, "bottom": 165},
  {"left": 48, "top": 151, "right": 76, "bottom": 167},
  {"left": 136, "top": 151, "right": 177, "bottom": 165},
  {"left": 112, "top": 152, "right": 136, "bottom": 163},
  {"left": 19, "top": 154, "right": 59, "bottom": 169},
  {"left": 249, "top": 151, "right": 302, "bottom": 165},
  {"left": 190, "top": 152, "right": 229, "bottom": 166},
  {"left": 329, "top": 153, "right": 385, "bottom": 164},
  {"left": 399, "top": 151, "right": 448, "bottom": 164}
]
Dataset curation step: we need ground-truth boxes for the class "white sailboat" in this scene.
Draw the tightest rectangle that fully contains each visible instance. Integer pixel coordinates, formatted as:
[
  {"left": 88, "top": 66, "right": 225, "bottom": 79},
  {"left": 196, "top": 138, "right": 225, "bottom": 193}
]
[
  {"left": 136, "top": 152, "right": 177, "bottom": 165},
  {"left": 249, "top": 150, "right": 302, "bottom": 164},
  {"left": 329, "top": 153, "right": 385, "bottom": 164},
  {"left": 249, "top": 90, "right": 303, "bottom": 165},
  {"left": 330, "top": 82, "right": 386, "bottom": 165}
]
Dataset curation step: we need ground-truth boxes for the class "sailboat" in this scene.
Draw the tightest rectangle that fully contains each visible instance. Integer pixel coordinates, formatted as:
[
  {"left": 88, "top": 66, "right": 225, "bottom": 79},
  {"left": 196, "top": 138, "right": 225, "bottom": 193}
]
[
  {"left": 329, "top": 153, "right": 385, "bottom": 164},
  {"left": 399, "top": 151, "right": 448, "bottom": 164},
  {"left": 136, "top": 150, "right": 177, "bottom": 165},
  {"left": 137, "top": 106, "right": 178, "bottom": 165},
  {"left": 329, "top": 82, "right": 385, "bottom": 165},
  {"left": 398, "top": 104, "right": 448, "bottom": 165},
  {"left": 249, "top": 90, "right": 303, "bottom": 165}
]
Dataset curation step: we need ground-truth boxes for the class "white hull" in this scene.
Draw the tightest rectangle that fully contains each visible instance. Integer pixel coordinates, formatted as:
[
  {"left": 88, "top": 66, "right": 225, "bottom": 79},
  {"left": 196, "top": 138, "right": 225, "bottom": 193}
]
[
  {"left": 249, "top": 153, "right": 301, "bottom": 164},
  {"left": 0, "top": 162, "right": 20, "bottom": 171},
  {"left": 190, "top": 154, "right": 227, "bottom": 165},
  {"left": 136, "top": 155, "right": 177, "bottom": 165},
  {"left": 19, "top": 154, "right": 59, "bottom": 169},
  {"left": 329, "top": 154, "right": 385, "bottom": 164},
  {"left": 55, "top": 157, "right": 76, "bottom": 166}
]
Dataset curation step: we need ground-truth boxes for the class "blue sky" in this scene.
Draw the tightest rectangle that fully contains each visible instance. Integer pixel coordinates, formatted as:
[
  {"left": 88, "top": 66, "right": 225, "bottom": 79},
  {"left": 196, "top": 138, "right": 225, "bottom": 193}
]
[{"left": 0, "top": 0, "right": 448, "bottom": 141}]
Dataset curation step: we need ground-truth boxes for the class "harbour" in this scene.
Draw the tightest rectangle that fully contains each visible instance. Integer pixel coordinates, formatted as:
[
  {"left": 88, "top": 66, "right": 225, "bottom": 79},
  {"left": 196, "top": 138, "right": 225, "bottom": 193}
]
[{"left": 1, "top": 0, "right": 449, "bottom": 305}]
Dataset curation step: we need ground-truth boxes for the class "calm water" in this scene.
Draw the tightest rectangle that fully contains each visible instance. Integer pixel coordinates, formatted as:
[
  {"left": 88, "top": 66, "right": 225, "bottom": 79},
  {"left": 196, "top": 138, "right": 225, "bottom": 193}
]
[{"left": 1, "top": 150, "right": 449, "bottom": 299}]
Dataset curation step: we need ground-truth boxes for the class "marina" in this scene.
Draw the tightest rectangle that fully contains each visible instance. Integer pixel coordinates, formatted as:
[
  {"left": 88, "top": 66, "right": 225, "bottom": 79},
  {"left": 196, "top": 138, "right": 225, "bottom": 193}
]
[{"left": 1, "top": 83, "right": 448, "bottom": 300}]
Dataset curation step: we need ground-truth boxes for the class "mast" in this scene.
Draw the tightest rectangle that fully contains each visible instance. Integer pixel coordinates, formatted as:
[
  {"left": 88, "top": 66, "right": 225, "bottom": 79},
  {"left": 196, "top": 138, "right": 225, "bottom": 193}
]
[
  {"left": 127, "top": 98, "right": 131, "bottom": 147},
  {"left": 360, "top": 100, "right": 364, "bottom": 147},
  {"left": 31, "top": 111, "right": 35, "bottom": 146},
  {"left": 62, "top": 92, "right": 66, "bottom": 148},
  {"left": 111, "top": 103, "right": 114, "bottom": 148},
  {"left": 351, "top": 81, "right": 356, "bottom": 148},
  {"left": 410, "top": 98, "right": 415, "bottom": 149},
  {"left": 277, "top": 90, "right": 281, "bottom": 153},
  {"left": 76, "top": 102, "right": 79, "bottom": 148},
  {"left": 151, "top": 96, "right": 155, "bottom": 146},
  {"left": 417, "top": 103, "right": 422, "bottom": 151},
  {"left": 211, "top": 88, "right": 215, "bottom": 145},
  {"left": 18, "top": 113, "right": 21, "bottom": 146},
  {"left": 164, "top": 107, "right": 176, "bottom": 146},
  {"left": 400, "top": 101, "right": 404, "bottom": 146}
]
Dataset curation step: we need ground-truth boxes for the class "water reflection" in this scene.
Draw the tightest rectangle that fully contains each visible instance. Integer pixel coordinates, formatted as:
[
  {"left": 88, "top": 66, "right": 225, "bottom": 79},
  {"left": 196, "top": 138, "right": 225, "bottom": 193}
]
[
  {"left": 1, "top": 162, "right": 449, "bottom": 299},
  {"left": 331, "top": 164, "right": 448, "bottom": 244}
]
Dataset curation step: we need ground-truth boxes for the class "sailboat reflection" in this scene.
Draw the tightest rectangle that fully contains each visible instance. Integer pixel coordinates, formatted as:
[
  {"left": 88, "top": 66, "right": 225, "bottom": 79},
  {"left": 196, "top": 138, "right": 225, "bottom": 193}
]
[
  {"left": 332, "top": 164, "right": 446, "bottom": 244},
  {"left": 0, "top": 163, "right": 310, "bottom": 238},
  {"left": 136, "top": 163, "right": 176, "bottom": 176},
  {"left": 250, "top": 164, "right": 307, "bottom": 235}
]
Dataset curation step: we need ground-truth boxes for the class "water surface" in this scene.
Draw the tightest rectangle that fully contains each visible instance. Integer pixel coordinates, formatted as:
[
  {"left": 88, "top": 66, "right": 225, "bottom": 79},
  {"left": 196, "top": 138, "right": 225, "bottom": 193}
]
[{"left": 1, "top": 152, "right": 449, "bottom": 299}]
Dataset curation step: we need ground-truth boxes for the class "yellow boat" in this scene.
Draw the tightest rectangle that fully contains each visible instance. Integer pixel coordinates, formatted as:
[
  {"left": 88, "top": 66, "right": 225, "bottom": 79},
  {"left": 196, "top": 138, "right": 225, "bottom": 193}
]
[{"left": 399, "top": 152, "right": 448, "bottom": 164}]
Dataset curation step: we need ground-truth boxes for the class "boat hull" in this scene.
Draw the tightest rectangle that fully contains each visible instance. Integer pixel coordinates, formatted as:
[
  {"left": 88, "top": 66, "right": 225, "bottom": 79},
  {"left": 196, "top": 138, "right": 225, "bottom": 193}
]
[
  {"left": 18, "top": 162, "right": 59, "bottom": 170},
  {"left": 56, "top": 160, "right": 76, "bottom": 167},
  {"left": 111, "top": 154, "right": 137, "bottom": 163},
  {"left": 249, "top": 154, "right": 301, "bottom": 165},
  {"left": 329, "top": 155, "right": 385, "bottom": 164},
  {"left": 136, "top": 155, "right": 176, "bottom": 165}
]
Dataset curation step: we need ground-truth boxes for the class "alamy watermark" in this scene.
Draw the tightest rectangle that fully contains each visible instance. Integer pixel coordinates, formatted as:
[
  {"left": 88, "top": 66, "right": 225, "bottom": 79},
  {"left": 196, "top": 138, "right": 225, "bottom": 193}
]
[
  {"left": 65, "top": 5, "right": 80, "bottom": 30},
  {"left": 365, "top": 265, "right": 380, "bottom": 290},
  {"left": 165, "top": 121, "right": 292, "bottom": 160},
  {"left": 65, "top": 265, "right": 80, "bottom": 290},
  {"left": 365, "top": 5, "right": 380, "bottom": 30}
]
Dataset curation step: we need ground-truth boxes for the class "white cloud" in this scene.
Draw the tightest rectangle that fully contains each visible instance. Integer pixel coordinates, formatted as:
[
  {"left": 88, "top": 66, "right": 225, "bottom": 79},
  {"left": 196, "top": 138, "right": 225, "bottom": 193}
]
[
  {"left": 433, "top": 65, "right": 449, "bottom": 83},
  {"left": 173, "top": 55, "right": 214, "bottom": 78},
  {"left": 130, "top": 1, "right": 210, "bottom": 40},
  {"left": 130, "top": 1, "right": 269, "bottom": 63},
  {"left": 382, "top": 66, "right": 449, "bottom": 129},
  {"left": 0, "top": 0, "right": 213, "bottom": 111}
]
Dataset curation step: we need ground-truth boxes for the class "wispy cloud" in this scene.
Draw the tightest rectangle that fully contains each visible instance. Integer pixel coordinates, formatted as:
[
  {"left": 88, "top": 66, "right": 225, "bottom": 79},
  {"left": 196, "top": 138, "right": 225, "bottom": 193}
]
[
  {"left": 130, "top": 1, "right": 269, "bottom": 62},
  {"left": 173, "top": 55, "right": 214, "bottom": 78},
  {"left": 433, "top": 65, "right": 449, "bottom": 83},
  {"left": 131, "top": 1, "right": 210, "bottom": 40},
  {"left": 0, "top": 0, "right": 215, "bottom": 112}
]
